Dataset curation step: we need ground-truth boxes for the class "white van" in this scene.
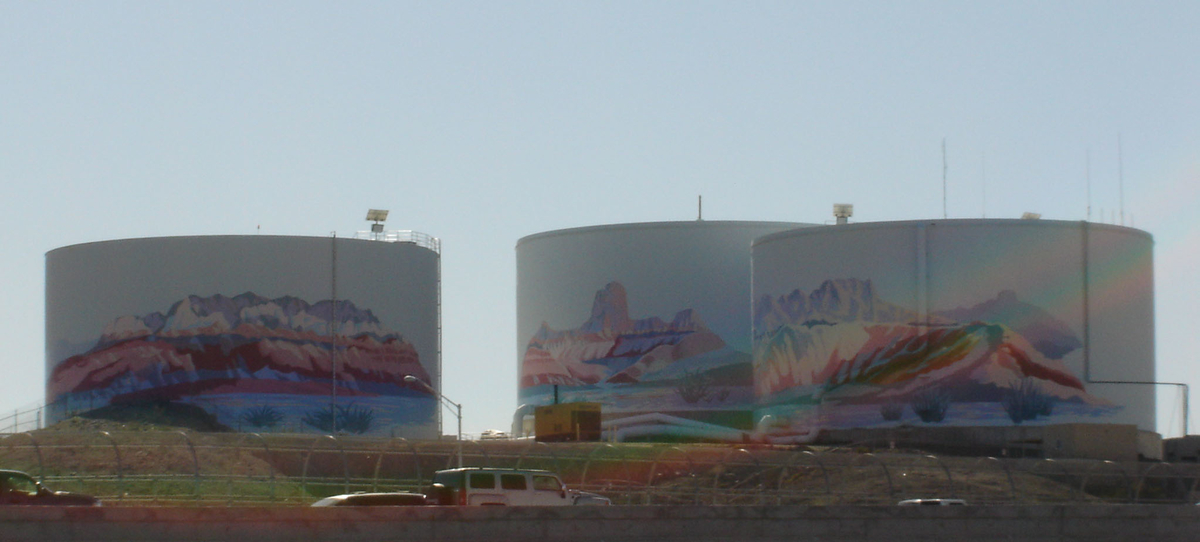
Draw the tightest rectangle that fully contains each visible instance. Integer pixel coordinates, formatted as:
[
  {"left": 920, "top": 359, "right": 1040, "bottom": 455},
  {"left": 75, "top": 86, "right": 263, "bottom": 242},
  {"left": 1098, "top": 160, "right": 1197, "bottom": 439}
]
[{"left": 428, "top": 468, "right": 609, "bottom": 506}]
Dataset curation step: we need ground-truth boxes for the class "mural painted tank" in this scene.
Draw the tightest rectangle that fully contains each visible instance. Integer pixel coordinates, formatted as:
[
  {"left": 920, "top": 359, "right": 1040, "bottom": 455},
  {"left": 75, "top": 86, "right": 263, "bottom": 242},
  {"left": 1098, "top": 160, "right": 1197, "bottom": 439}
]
[
  {"left": 752, "top": 219, "right": 1155, "bottom": 437},
  {"left": 517, "top": 220, "right": 810, "bottom": 440},
  {"left": 45, "top": 235, "right": 441, "bottom": 438}
]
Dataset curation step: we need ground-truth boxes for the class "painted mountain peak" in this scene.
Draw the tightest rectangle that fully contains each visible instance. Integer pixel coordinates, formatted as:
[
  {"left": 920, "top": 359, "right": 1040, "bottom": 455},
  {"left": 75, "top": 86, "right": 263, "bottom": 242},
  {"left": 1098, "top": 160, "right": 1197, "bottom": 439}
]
[
  {"left": 754, "top": 278, "right": 1101, "bottom": 410},
  {"left": 50, "top": 292, "right": 429, "bottom": 407},
  {"left": 521, "top": 281, "right": 729, "bottom": 389},
  {"left": 97, "top": 292, "right": 389, "bottom": 349},
  {"left": 579, "top": 282, "right": 635, "bottom": 336},
  {"left": 754, "top": 278, "right": 919, "bottom": 331},
  {"left": 755, "top": 279, "right": 1080, "bottom": 360},
  {"left": 936, "top": 289, "right": 1082, "bottom": 359}
]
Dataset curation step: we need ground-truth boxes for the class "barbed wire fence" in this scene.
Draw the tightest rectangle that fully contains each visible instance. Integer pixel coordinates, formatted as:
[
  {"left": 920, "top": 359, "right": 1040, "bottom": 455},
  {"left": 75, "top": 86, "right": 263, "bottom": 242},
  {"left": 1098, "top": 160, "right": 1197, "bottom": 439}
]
[
  {"left": 0, "top": 405, "right": 45, "bottom": 434},
  {"left": 2, "top": 431, "right": 1198, "bottom": 506}
]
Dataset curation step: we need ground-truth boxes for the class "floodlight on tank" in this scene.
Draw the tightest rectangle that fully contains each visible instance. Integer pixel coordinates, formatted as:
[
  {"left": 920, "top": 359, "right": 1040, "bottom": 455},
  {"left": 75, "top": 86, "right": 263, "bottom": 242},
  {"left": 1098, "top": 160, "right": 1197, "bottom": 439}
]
[
  {"left": 366, "top": 209, "right": 389, "bottom": 236},
  {"left": 833, "top": 204, "right": 854, "bottom": 225}
]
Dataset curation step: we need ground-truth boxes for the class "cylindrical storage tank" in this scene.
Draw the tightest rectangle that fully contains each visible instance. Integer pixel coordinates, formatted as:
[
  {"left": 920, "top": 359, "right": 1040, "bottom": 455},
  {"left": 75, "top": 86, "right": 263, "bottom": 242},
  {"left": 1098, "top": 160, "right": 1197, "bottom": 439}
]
[
  {"left": 45, "top": 234, "right": 441, "bottom": 438},
  {"left": 517, "top": 220, "right": 811, "bottom": 441},
  {"left": 752, "top": 219, "right": 1155, "bottom": 435}
]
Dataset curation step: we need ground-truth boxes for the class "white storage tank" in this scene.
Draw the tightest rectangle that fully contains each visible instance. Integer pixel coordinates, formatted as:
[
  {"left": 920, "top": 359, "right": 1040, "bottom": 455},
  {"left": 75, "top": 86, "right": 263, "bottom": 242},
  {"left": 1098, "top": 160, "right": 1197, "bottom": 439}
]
[
  {"left": 516, "top": 220, "right": 811, "bottom": 440},
  {"left": 45, "top": 234, "right": 441, "bottom": 438},
  {"left": 752, "top": 219, "right": 1155, "bottom": 435}
]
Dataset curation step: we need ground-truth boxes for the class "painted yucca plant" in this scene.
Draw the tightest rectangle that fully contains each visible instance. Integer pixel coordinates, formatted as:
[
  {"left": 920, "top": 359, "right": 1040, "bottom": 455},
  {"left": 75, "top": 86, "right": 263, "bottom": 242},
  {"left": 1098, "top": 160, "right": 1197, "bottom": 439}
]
[{"left": 240, "top": 405, "right": 284, "bottom": 428}]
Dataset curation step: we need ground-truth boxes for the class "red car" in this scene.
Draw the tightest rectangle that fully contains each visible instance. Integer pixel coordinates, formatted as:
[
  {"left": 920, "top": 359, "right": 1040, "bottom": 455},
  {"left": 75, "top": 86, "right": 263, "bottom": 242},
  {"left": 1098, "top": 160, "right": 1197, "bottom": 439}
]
[{"left": 0, "top": 470, "right": 101, "bottom": 506}]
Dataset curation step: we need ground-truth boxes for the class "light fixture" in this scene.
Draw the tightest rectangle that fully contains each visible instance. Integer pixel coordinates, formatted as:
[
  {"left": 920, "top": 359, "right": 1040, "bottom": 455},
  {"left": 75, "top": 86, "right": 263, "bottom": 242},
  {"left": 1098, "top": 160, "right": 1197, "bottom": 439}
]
[
  {"left": 833, "top": 203, "right": 854, "bottom": 225},
  {"left": 366, "top": 209, "right": 389, "bottom": 236},
  {"left": 405, "top": 375, "right": 463, "bottom": 468}
]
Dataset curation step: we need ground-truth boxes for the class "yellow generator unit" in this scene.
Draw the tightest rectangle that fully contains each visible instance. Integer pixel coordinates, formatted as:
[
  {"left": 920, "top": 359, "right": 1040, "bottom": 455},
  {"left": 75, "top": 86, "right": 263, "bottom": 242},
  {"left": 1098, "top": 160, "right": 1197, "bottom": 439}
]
[{"left": 534, "top": 402, "right": 602, "bottom": 442}]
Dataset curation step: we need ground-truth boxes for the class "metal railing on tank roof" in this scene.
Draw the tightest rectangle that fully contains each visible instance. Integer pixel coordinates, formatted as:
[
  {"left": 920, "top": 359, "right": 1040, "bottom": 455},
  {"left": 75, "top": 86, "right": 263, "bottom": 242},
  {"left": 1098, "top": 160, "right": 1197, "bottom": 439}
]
[{"left": 352, "top": 230, "right": 441, "bottom": 253}]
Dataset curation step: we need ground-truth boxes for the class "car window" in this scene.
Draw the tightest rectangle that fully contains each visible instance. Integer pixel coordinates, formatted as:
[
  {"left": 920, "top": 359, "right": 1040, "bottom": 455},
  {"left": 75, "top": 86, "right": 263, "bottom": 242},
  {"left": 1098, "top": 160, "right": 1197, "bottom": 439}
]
[
  {"left": 6, "top": 474, "right": 37, "bottom": 495},
  {"left": 532, "top": 475, "right": 561, "bottom": 491},
  {"left": 432, "top": 471, "right": 463, "bottom": 489},
  {"left": 468, "top": 473, "right": 495, "bottom": 489},
  {"left": 500, "top": 474, "right": 527, "bottom": 490}
]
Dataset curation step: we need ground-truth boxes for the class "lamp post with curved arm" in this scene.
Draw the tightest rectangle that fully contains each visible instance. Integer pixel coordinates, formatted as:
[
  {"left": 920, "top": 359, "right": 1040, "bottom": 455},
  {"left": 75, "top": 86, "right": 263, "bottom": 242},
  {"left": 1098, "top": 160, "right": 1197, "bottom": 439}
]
[{"left": 404, "top": 375, "right": 463, "bottom": 468}]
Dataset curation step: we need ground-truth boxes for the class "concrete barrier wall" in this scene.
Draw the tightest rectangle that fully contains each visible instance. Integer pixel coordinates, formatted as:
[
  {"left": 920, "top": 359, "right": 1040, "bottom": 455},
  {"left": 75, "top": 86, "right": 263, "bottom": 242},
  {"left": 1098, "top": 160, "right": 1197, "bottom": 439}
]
[{"left": 2, "top": 505, "right": 1199, "bottom": 542}]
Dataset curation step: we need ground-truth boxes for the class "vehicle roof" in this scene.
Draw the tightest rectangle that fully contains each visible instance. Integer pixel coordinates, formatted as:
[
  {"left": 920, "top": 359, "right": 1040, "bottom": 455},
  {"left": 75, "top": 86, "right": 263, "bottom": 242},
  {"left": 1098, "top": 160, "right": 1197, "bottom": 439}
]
[
  {"left": 312, "top": 492, "right": 426, "bottom": 506},
  {"left": 897, "top": 498, "right": 967, "bottom": 505},
  {"left": 0, "top": 470, "right": 34, "bottom": 477},
  {"left": 434, "top": 467, "right": 555, "bottom": 474}
]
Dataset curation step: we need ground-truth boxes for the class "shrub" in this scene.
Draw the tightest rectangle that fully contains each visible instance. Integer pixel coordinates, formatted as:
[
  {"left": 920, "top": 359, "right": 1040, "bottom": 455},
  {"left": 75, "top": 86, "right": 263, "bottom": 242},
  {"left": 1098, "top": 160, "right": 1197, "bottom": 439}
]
[
  {"left": 302, "top": 406, "right": 336, "bottom": 433},
  {"left": 910, "top": 389, "right": 951, "bottom": 423},
  {"left": 1001, "top": 377, "right": 1055, "bottom": 424},
  {"left": 302, "top": 403, "right": 376, "bottom": 434},
  {"left": 336, "top": 404, "right": 375, "bottom": 434},
  {"left": 676, "top": 370, "right": 713, "bottom": 404}
]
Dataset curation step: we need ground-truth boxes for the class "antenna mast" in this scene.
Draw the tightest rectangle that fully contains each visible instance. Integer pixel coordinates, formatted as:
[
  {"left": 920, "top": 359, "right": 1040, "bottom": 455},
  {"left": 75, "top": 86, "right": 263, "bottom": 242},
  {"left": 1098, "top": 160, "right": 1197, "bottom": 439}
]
[
  {"left": 697, "top": 195, "right": 703, "bottom": 221},
  {"left": 981, "top": 151, "right": 986, "bottom": 218},
  {"left": 1086, "top": 148, "right": 1092, "bottom": 221},
  {"left": 942, "top": 138, "right": 948, "bottom": 219},
  {"left": 1118, "top": 133, "right": 1125, "bottom": 225},
  {"left": 329, "top": 232, "right": 338, "bottom": 435}
]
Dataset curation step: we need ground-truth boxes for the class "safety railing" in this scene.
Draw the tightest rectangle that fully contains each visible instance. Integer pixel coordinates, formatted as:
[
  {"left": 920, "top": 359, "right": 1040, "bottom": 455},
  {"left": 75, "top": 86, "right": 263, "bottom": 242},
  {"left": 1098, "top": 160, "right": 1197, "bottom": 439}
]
[{"left": 351, "top": 230, "right": 441, "bottom": 253}]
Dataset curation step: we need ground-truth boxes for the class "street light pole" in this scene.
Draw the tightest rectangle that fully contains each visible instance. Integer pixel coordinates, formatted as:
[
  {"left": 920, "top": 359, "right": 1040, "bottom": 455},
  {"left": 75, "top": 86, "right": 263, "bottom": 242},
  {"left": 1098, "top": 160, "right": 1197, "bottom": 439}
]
[
  {"left": 454, "top": 401, "right": 462, "bottom": 469},
  {"left": 404, "top": 375, "right": 463, "bottom": 468}
]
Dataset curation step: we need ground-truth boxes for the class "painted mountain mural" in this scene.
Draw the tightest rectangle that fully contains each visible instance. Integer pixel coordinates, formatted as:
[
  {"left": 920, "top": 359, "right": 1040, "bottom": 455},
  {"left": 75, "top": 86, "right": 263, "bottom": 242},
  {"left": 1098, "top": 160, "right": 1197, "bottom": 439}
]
[
  {"left": 753, "top": 279, "right": 1110, "bottom": 428},
  {"left": 49, "top": 292, "right": 431, "bottom": 412},
  {"left": 521, "top": 282, "right": 753, "bottom": 418}
]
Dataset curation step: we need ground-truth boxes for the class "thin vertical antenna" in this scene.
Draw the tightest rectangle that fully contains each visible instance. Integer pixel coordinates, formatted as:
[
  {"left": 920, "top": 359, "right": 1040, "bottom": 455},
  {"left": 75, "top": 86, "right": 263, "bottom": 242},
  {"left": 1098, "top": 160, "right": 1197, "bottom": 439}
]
[
  {"left": 1086, "top": 148, "right": 1092, "bottom": 221},
  {"left": 1118, "top": 133, "right": 1125, "bottom": 226},
  {"left": 698, "top": 195, "right": 703, "bottom": 221},
  {"left": 981, "top": 151, "right": 986, "bottom": 218},
  {"left": 942, "top": 138, "right": 948, "bottom": 219},
  {"left": 330, "top": 232, "right": 338, "bottom": 435}
]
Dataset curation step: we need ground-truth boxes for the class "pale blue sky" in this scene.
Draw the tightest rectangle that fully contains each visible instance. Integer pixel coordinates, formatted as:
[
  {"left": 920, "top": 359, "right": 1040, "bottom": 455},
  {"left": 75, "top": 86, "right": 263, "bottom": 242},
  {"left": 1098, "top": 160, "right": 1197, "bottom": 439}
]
[{"left": 3, "top": 1, "right": 1198, "bottom": 436}]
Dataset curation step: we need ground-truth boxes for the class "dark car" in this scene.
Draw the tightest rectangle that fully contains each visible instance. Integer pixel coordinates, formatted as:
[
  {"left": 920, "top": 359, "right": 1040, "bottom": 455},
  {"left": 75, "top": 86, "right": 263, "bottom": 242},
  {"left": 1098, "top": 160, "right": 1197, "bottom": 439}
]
[
  {"left": 897, "top": 498, "right": 968, "bottom": 506},
  {"left": 311, "top": 492, "right": 428, "bottom": 507},
  {"left": 0, "top": 470, "right": 101, "bottom": 506}
]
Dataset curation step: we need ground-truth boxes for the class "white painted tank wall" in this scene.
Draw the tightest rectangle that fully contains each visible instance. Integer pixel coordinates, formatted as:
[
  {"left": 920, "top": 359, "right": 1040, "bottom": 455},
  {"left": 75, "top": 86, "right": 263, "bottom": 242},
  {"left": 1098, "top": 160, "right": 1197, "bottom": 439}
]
[
  {"left": 516, "top": 220, "right": 810, "bottom": 437},
  {"left": 752, "top": 219, "right": 1155, "bottom": 435},
  {"left": 45, "top": 235, "right": 441, "bottom": 438}
]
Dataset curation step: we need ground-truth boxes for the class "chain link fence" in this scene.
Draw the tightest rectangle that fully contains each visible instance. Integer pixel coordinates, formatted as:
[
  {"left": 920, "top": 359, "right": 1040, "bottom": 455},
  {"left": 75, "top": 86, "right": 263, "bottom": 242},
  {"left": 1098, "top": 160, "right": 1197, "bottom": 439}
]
[{"left": 2, "top": 431, "right": 1199, "bottom": 506}]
